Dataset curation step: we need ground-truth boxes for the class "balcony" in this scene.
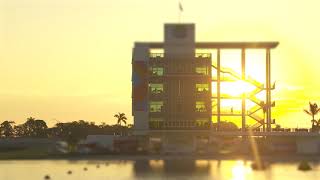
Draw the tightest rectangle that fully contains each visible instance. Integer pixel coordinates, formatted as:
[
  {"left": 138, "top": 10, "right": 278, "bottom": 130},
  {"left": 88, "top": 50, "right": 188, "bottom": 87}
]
[
  {"left": 150, "top": 53, "right": 211, "bottom": 60},
  {"left": 196, "top": 91, "right": 211, "bottom": 98},
  {"left": 195, "top": 107, "right": 208, "bottom": 113},
  {"left": 195, "top": 53, "right": 211, "bottom": 59},
  {"left": 149, "top": 102, "right": 165, "bottom": 115},
  {"left": 149, "top": 89, "right": 165, "bottom": 99},
  {"left": 149, "top": 120, "right": 210, "bottom": 130},
  {"left": 149, "top": 53, "right": 164, "bottom": 63}
]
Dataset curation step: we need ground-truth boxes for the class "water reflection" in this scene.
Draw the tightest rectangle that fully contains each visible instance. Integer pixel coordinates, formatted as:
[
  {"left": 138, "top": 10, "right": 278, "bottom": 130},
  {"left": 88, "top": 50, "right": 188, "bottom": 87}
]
[
  {"left": 133, "top": 159, "right": 210, "bottom": 178},
  {"left": 0, "top": 159, "right": 319, "bottom": 180},
  {"left": 231, "top": 161, "right": 252, "bottom": 180}
]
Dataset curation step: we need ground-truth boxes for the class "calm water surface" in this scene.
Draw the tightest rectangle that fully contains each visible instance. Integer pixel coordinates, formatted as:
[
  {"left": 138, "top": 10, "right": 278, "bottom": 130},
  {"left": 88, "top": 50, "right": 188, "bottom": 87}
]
[{"left": 0, "top": 159, "right": 320, "bottom": 180}]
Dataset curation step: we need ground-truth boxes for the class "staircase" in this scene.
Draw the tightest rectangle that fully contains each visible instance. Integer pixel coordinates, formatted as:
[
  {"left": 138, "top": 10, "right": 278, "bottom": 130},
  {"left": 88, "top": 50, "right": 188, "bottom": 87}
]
[
  {"left": 212, "top": 62, "right": 266, "bottom": 130},
  {"left": 212, "top": 63, "right": 263, "bottom": 88},
  {"left": 249, "top": 122, "right": 263, "bottom": 130}
]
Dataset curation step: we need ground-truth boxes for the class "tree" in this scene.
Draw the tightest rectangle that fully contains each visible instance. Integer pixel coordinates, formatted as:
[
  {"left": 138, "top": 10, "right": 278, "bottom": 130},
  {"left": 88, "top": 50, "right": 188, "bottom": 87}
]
[
  {"left": 17, "top": 117, "right": 48, "bottom": 137},
  {"left": 0, "top": 121, "right": 15, "bottom": 137},
  {"left": 304, "top": 102, "right": 320, "bottom": 129},
  {"left": 114, "top": 113, "right": 127, "bottom": 126}
]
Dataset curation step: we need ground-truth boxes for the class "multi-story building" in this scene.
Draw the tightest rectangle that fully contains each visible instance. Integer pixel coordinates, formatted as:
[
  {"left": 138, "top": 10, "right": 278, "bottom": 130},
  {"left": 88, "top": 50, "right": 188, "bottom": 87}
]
[
  {"left": 132, "top": 23, "right": 278, "bottom": 152},
  {"left": 132, "top": 24, "right": 211, "bottom": 134}
]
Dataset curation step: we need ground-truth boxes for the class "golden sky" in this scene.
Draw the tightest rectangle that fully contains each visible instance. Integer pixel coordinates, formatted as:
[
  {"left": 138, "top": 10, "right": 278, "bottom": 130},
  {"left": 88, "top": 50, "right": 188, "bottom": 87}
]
[{"left": 1, "top": 0, "right": 320, "bottom": 127}]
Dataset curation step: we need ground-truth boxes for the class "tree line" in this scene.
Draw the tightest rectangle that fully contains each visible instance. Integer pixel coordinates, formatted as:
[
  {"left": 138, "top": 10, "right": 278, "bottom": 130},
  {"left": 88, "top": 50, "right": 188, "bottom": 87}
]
[{"left": 0, "top": 113, "right": 131, "bottom": 143}]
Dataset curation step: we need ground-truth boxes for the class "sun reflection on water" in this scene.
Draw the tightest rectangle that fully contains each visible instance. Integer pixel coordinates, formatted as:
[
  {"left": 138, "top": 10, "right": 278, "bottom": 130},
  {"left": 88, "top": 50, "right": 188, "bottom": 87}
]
[{"left": 231, "top": 161, "right": 252, "bottom": 180}]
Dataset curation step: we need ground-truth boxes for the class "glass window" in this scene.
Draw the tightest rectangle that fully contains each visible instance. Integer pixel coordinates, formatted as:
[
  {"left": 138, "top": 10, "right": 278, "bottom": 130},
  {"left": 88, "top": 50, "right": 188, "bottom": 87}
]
[
  {"left": 195, "top": 67, "right": 208, "bottom": 75},
  {"left": 196, "top": 101, "right": 207, "bottom": 112},
  {"left": 150, "top": 67, "right": 164, "bottom": 76},
  {"left": 196, "top": 118, "right": 209, "bottom": 126},
  {"left": 149, "top": 84, "right": 164, "bottom": 94},
  {"left": 149, "top": 118, "right": 164, "bottom": 129},
  {"left": 150, "top": 101, "right": 164, "bottom": 112},
  {"left": 196, "top": 84, "right": 209, "bottom": 92}
]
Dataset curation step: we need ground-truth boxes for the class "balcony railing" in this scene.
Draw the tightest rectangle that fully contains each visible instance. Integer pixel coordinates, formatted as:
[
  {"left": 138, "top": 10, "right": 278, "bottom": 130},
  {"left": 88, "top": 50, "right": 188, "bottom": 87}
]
[
  {"left": 149, "top": 121, "right": 210, "bottom": 130},
  {"left": 195, "top": 53, "right": 211, "bottom": 58},
  {"left": 150, "top": 89, "right": 164, "bottom": 94},
  {"left": 149, "top": 106, "right": 164, "bottom": 113},
  {"left": 195, "top": 107, "right": 208, "bottom": 113},
  {"left": 150, "top": 53, "right": 164, "bottom": 58},
  {"left": 149, "top": 53, "right": 211, "bottom": 59}
]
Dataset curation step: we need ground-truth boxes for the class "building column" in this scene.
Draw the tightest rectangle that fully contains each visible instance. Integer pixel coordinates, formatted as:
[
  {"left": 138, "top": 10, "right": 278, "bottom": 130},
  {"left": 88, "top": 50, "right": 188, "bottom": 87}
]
[
  {"left": 217, "top": 49, "right": 221, "bottom": 131},
  {"left": 241, "top": 48, "right": 246, "bottom": 131},
  {"left": 266, "top": 49, "right": 271, "bottom": 132}
]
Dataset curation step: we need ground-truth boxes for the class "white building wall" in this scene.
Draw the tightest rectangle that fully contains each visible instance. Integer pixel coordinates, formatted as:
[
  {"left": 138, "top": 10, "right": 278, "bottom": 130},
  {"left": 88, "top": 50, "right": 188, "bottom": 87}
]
[{"left": 132, "top": 43, "right": 149, "bottom": 135}]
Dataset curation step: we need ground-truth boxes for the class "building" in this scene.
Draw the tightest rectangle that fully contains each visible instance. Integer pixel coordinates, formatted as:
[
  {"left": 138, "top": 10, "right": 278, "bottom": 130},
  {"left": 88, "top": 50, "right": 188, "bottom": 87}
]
[
  {"left": 133, "top": 24, "right": 211, "bottom": 132},
  {"left": 132, "top": 23, "right": 278, "bottom": 153}
]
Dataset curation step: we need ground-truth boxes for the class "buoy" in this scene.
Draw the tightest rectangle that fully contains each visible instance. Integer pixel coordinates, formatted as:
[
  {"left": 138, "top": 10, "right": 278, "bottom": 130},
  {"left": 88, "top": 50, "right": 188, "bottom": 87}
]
[
  {"left": 298, "top": 161, "right": 312, "bottom": 171},
  {"left": 67, "top": 170, "right": 72, "bottom": 175},
  {"left": 83, "top": 167, "right": 88, "bottom": 171},
  {"left": 44, "top": 175, "right": 50, "bottom": 180},
  {"left": 251, "top": 162, "right": 267, "bottom": 170}
]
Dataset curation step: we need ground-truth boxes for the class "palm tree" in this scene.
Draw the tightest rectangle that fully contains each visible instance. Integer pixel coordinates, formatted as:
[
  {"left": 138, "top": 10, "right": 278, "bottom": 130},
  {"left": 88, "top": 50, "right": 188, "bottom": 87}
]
[
  {"left": 114, "top": 113, "right": 127, "bottom": 126},
  {"left": 304, "top": 102, "right": 320, "bottom": 129},
  {"left": 27, "top": 117, "right": 36, "bottom": 121}
]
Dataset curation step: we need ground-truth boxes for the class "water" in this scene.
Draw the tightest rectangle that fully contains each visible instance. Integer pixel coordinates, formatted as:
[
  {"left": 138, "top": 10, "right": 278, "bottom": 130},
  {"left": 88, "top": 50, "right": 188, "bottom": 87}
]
[{"left": 0, "top": 159, "right": 320, "bottom": 180}]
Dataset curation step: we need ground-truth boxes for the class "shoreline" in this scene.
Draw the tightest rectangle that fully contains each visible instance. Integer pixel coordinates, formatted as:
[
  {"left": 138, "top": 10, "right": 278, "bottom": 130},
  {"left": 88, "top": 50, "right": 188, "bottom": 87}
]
[{"left": 1, "top": 154, "right": 320, "bottom": 161}]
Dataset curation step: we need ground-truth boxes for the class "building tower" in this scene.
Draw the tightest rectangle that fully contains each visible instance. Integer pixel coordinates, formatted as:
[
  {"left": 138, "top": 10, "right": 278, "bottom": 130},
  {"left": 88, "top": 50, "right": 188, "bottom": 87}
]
[{"left": 132, "top": 23, "right": 278, "bottom": 152}]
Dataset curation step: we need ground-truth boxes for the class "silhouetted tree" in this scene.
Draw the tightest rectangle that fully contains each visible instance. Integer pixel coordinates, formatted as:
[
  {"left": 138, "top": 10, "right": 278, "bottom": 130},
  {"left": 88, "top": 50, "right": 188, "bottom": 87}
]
[
  {"left": 304, "top": 102, "right": 320, "bottom": 129},
  {"left": 6, "top": 118, "right": 133, "bottom": 140},
  {"left": 0, "top": 121, "right": 15, "bottom": 137},
  {"left": 14, "top": 117, "right": 48, "bottom": 137},
  {"left": 114, "top": 113, "right": 127, "bottom": 126},
  {"left": 14, "top": 124, "right": 25, "bottom": 137}
]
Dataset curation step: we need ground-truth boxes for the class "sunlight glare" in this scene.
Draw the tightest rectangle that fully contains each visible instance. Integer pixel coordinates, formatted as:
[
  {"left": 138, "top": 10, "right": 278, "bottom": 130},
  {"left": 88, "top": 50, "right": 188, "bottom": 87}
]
[{"left": 231, "top": 161, "right": 252, "bottom": 180}]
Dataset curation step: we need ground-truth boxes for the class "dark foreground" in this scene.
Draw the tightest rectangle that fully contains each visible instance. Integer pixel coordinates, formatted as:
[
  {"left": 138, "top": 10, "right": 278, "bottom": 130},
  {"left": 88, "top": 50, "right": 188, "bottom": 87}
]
[{"left": 1, "top": 158, "right": 320, "bottom": 180}]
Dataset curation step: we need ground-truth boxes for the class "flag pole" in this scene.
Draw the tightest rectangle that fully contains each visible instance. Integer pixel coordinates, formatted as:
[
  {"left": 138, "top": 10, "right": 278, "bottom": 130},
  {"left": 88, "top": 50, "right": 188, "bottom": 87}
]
[{"left": 178, "top": 1, "right": 183, "bottom": 23}]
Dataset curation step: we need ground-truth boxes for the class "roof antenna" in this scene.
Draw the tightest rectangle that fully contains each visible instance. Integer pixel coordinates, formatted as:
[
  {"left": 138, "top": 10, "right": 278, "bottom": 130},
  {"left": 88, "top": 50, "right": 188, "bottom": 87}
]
[{"left": 179, "top": 1, "right": 183, "bottom": 23}]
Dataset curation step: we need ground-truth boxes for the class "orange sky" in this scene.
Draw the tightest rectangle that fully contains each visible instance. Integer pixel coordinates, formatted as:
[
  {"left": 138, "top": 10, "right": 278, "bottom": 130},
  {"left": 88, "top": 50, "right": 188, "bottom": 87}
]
[{"left": 1, "top": 0, "right": 320, "bottom": 127}]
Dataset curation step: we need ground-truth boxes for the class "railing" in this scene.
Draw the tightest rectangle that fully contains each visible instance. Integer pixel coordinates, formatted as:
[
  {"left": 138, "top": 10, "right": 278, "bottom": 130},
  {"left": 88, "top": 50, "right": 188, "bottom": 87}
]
[
  {"left": 150, "top": 89, "right": 164, "bottom": 94},
  {"left": 149, "top": 121, "right": 210, "bottom": 130},
  {"left": 149, "top": 71, "right": 164, "bottom": 77},
  {"left": 149, "top": 53, "right": 164, "bottom": 58},
  {"left": 212, "top": 109, "right": 242, "bottom": 115},
  {"left": 195, "top": 108, "right": 208, "bottom": 113},
  {"left": 149, "top": 53, "right": 212, "bottom": 59},
  {"left": 149, "top": 106, "right": 164, "bottom": 113},
  {"left": 195, "top": 53, "right": 211, "bottom": 58}
]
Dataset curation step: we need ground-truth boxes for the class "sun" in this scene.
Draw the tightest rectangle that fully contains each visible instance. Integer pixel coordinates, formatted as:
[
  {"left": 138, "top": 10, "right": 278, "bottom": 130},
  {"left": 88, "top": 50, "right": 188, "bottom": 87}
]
[
  {"left": 222, "top": 80, "right": 256, "bottom": 97},
  {"left": 210, "top": 49, "right": 267, "bottom": 111}
]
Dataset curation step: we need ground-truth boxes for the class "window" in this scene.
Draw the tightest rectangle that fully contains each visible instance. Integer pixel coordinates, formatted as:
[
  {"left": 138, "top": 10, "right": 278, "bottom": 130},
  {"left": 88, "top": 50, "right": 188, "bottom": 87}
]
[
  {"left": 150, "top": 67, "right": 164, "bottom": 76},
  {"left": 196, "top": 84, "right": 209, "bottom": 92},
  {"left": 196, "top": 118, "right": 209, "bottom": 126},
  {"left": 150, "top": 101, "right": 164, "bottom": 112},
  {"left": 195, "top": 67, "right": 208, "bottom": 75},
  {"left": 196, "top": 101, "right": 207, "bottom": 112},
  {"left": 149, "top": 118, "right": 164, "bottom": 129},
  {"left": 149, "top": 84, "right": 164, "bottom": 94}
]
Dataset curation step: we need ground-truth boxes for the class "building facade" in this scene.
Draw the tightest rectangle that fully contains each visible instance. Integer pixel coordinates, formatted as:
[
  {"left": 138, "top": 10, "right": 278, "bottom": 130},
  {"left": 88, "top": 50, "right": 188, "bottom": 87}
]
[
  {"left": 132, "top": 24, "right": 212, "bottom": 134},
  {"left": 132, "top": 23, "right": 278, "bottom": 153}
]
